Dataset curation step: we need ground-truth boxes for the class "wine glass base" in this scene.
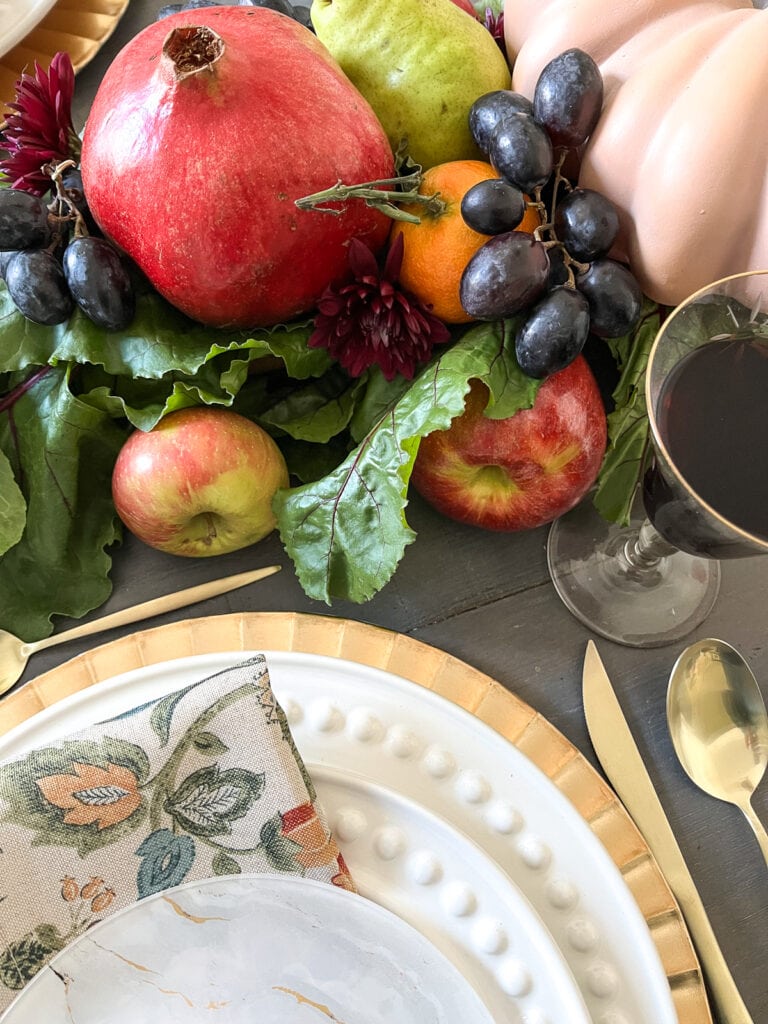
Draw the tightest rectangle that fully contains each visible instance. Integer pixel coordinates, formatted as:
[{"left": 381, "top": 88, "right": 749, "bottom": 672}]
[{"left": 547, "top": 500, "right": 721, "bottom": 649}]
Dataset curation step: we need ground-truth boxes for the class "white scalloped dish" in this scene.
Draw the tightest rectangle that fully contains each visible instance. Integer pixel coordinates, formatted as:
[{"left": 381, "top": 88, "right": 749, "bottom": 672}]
[
  {"left": 0, "top": 650, "right": 677, "bottom": 1024},
  {"left": 0, "top": 0, "right": 57, "bottom": 60}
]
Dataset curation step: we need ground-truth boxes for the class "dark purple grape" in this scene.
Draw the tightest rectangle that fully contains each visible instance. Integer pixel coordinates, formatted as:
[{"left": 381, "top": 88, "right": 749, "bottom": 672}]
[
  {"left": 158, "top": 1, "right": 308, "bottom": 27},
  {"left": 533, "top": 48, "right": 603, "bottom": 149},
  {"left": 515, "top": 286, "right": 590, "bottom": 378},
  {"left": 545, "top": 245, "right": 570, "bottom": 289},
  {"left": 460, "top": 179, "right": 525, "bottom": 235},
  {"left": 459, "top": 231, "right": 550, "bottom": 320},
  {"left": 63, "top": 237, "right": 135, "bottom": 331},
  {"left": 291, "top": 4, "right": 312, "bottom": 27},
  {"left": 0, "top": 190, "right": 51, "bottom": 250},
  {"left": 0, "top": 249, "right": 21, "bottom": 280},
  {"left": 59, "top": 166, "right": 101, "bottom": 236},
  {"left": 5, "top": 250, "right": 73, "bottom": 325},
  {"left": 60, "top": 166, "right": 84, "bottom": 194},
  {"left": 555, "top": 187, "right": 619, "bottom": 262},
  {"left": 158, "top": 0, "right": 223, "bottom": 15},
  {"left": 237, "top": 0, "right": 296, "bottom": 13},
  {"left": 469, "top": 90, "right": 535, "bottom": 153},
  {"left": 576, "top": 258, "right": 642, "bottom": 338},
  {"left": 488, "top": 113, "right": 553, "bottom": 193}
]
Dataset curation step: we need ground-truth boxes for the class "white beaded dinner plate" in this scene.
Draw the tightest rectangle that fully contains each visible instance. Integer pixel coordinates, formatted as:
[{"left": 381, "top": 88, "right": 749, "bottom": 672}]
[
  {"left": 0, "top": 649, "right": 678, "bottom": 1024},
  {"left": 0, "top": 0, "right": 57, "bottom": 60},
  {"left": 0, "top": 873, "right": 496, "bottom": 1023}
]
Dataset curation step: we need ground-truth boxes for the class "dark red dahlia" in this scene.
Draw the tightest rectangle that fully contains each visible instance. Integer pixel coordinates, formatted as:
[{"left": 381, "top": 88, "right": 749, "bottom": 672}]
[
  {"left": 0, "top": 52, "right": 81, "bottom": 196},
  {"left": 484, "top": 7, "right": 505, "bottom": 51},
  {"left": 308, "top": 234, "right": 450, "bottom": 381}
]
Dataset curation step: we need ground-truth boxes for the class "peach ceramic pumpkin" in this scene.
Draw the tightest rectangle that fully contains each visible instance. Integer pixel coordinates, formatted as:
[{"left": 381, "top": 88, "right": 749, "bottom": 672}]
[{"left": 503, "top": 0, "right": 768, "bottom": 306}]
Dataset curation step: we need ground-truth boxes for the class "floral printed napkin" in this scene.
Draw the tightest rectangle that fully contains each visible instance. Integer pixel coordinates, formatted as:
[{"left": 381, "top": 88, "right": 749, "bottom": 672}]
[{"left": 0, "top": 654, "right": 354, "bottom": 1011}]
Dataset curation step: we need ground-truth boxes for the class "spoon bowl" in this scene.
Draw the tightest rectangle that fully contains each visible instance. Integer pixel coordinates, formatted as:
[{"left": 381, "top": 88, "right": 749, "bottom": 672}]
[
  {"left": 0, "top": 629, "right": 28, "bottom": 696},
  {"left": 667, "top": 638, "right": 768, "bottom": 865}
]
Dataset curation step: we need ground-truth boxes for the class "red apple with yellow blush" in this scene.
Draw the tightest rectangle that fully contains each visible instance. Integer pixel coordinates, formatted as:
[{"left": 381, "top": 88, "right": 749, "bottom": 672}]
[
  {"left": 112, "top": 407, "right": 289, "bottom": 556},
  {"left": 411, "top": 356, "right": 607, "bottom": 531}
]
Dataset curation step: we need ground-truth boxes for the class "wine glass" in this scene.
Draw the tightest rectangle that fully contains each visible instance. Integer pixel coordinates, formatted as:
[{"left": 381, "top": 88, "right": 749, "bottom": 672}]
[{"left": 547, "top": 269, "right": 768, "bottom": 648}]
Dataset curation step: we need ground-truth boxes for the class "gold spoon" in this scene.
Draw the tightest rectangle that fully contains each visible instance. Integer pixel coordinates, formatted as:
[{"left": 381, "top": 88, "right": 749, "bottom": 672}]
[
  {"left": 667, "top": 638, "right": 768, "bottom": 865},
  {"left": 0, "top": 564, "right": 281, "bottom": 697}
]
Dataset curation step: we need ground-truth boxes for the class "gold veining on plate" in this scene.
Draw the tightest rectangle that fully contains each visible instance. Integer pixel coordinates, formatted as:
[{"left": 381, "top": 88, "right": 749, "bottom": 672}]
[{"left": 0, "top": 610, "right": 712, "bottom": 1022}]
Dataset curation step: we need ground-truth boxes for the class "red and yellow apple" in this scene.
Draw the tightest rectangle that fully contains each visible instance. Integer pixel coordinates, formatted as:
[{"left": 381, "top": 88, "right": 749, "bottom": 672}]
[
  {"left": 111, "top": 407, "right": 289, "bottom": 557},
  {"left": 411, "top": 356, "right": 607, "bottom": 531}
]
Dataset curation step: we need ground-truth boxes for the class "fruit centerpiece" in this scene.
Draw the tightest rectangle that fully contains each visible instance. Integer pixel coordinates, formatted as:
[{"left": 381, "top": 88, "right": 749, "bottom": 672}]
[{"left": 1, "top": 0, "right": 761, "bottom": 641}]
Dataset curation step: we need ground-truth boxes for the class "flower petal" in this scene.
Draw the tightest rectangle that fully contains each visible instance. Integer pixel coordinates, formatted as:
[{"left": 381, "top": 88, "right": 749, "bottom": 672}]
[
  {"left": 346, "top": 237, "right": 380, "bottom": 280},
  {"left": 0, "top": 51, "right": 79, "bottom": 195},
  {"left": 382, "top": 232, "right": 405, "bottom": 281}
]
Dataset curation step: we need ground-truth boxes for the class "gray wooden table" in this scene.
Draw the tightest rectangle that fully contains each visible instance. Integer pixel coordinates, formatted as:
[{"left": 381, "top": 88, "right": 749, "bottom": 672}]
[{"left": 16, "top": 2, "right": 768, "bottom": 1019}]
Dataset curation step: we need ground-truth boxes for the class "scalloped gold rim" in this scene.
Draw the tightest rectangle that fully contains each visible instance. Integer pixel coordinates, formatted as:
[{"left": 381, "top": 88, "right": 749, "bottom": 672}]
[
  {"left": 0, "top": 611, "right": 710, "bottom": 1022},
  {"left": 1, "top": 0, "right": 129, "bottom": 115}
]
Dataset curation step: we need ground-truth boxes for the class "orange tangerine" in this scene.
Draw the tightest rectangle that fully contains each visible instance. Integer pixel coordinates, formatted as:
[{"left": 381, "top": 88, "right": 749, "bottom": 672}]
[
  {"left": 518, "top": 197, "right": 542, "bottom": 235},
  {"left": 391, "top": 160, "right": 541, "bottom": 324}
]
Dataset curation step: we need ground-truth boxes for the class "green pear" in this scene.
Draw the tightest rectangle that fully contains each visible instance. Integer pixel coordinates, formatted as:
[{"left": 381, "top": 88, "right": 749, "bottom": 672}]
[{"left": 311, "top": 0, "right": 511, "bottom": 169}]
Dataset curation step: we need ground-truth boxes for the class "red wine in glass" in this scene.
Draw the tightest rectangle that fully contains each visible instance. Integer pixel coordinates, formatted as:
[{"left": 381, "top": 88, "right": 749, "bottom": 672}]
[
  {"left": 644, "top": 336, "right": 768, "bottom": 556},
  {"left": 547, "top": 269, "right": 768, "bottom": 648}
]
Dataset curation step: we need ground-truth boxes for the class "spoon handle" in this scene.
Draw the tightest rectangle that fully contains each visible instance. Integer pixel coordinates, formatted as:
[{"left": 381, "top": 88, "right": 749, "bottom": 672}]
[
  {"left": 21, "top": 566, "right": 282, "bottom": 657},
  {"left": 743, "top": 799, "right": 768, "bottom": 868}
]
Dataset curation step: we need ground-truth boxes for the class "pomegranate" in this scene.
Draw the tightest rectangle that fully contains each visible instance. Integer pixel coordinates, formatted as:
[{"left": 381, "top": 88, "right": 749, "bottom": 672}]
[{"left": 80, "top": 7, "right": 395, "bottom": 328}]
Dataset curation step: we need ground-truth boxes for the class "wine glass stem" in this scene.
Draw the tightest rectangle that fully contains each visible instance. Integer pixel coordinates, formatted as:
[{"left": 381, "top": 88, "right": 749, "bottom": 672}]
[{"left": 621, "top": 518, "right": 677, "bottom": 572}]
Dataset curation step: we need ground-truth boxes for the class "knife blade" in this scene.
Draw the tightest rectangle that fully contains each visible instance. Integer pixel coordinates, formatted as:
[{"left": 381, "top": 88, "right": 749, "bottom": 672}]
[{"left": 582, "top": 640, "right": 753, "bottom": 1024}]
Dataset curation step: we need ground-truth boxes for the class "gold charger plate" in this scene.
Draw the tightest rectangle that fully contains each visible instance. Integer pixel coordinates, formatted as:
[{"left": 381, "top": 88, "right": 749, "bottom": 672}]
[
  {"left": 0, "top": 610, "right": 709, "bottom": 1022},
  {"left": 0, "top": 0, "right": 129, "bottom": 114}
]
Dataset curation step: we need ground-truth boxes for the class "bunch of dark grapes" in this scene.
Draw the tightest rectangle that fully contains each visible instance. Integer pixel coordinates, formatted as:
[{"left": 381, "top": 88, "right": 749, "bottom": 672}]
[
  {"left": 0, "top": 164, "right": 135, "bottom": 330},
  {"left": 459, "top": 48, "right": 643, "bottom": 379},
  {"left": 157, "top": 0, "right": 312, "bottom": 29}
]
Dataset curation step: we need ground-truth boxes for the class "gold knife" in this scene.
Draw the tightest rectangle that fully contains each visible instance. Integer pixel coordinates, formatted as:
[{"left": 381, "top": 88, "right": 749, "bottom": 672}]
[{"left": 582, "top": 640, "right": 753, "bottom": 1024}]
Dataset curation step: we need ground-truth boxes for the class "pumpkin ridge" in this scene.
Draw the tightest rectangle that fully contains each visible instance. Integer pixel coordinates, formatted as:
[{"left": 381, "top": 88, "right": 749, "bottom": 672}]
[{"left": 506, "top": 0, "right": 768, "bottom": 305}]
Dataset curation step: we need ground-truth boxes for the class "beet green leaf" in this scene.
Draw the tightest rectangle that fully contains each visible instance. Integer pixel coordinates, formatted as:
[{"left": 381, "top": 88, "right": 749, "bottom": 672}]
[{"left": 274, "top": 321, "right": 540, "bottom": 603}]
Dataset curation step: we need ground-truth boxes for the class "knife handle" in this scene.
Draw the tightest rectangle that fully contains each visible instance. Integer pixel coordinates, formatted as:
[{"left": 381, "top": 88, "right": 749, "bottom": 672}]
[{"left": 677, "top": 879, "right": 753, "bottom": 1024}]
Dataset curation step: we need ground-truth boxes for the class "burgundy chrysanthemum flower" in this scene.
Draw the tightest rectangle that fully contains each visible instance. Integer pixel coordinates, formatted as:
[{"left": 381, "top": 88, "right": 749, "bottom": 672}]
[
  {"left": 0, "top": 52, "right": 81, "bottom": 196},
  {"left": 484, "top": 7, "right": 505, "bottom": 51},
  {"left": 308, "top": 234, "right": 451, "bottom": 382}
]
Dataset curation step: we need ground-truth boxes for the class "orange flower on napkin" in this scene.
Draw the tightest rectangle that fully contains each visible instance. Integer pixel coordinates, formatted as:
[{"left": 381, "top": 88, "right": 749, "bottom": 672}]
[
  {"left": 36, "top": 762, "right": 141, "bottom": 830},
  {"left": 281, "top": 802, "right": 355, "bottom": 891}
]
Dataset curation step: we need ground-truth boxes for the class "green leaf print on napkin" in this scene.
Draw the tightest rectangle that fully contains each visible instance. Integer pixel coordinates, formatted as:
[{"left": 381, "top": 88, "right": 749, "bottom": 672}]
[{"left": 164, "top": 766, "right": 266, "bottom": 837}]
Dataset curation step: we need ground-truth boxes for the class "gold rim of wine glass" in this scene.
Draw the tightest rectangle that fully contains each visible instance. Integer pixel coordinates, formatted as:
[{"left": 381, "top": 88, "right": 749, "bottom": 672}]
[{"left": 644, "top": 268, "right": 768, "bottom": 554}]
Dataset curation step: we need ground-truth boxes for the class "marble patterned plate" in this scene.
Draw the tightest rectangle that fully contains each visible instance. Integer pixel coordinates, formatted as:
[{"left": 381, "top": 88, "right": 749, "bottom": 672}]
[
  {"left": 0, "top": 874, "right": 496, "bottom": 1023},
  {"left": 0, "top": 648, "right": 678, "bottom": 1024}
]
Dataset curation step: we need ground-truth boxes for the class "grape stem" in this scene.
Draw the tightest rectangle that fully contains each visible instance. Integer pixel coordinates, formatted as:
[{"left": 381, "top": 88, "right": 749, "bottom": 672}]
[
  {"left": 295, "top": 171, "right": 446, "bottom": 224},
  {"left": 46, "top": 159, "right": 88, "bottom": 240},
  {"left": 548, "top": 149, "right": 572, "bottom": 222},
  {"left": 532, "top": 152, "right": 589, "bottom": 289}
]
